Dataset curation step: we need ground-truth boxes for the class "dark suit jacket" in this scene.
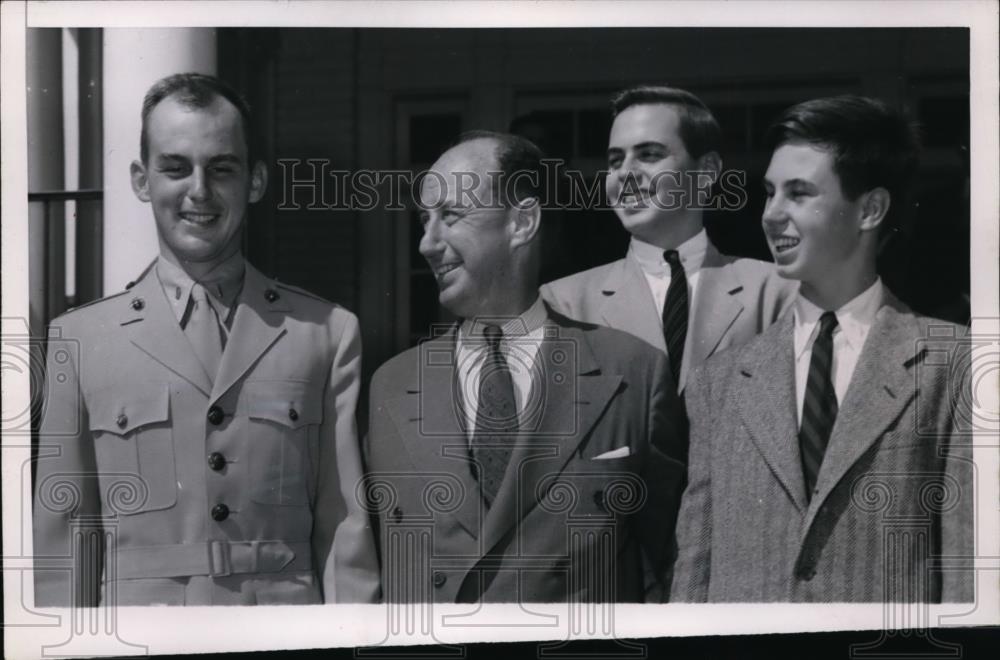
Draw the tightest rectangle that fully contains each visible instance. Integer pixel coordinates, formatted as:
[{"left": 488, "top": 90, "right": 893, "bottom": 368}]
[
  {"left": 671, "top": 293, "right": 974, "bottom": 602},
  {"left": 364, "top": 309, "right": 687, "bottom": 603},
  {"left": 34, "top": 261, "right": 380, "bottom": 606},
  {"left": 541, "top": 241, "right": 797, "bottom": 390}
]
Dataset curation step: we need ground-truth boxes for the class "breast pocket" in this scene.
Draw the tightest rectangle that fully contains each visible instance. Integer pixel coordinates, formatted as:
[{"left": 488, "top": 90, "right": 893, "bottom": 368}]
[
  {"left": 247, "top": 381, "right": 323, "bottom": 507},
  {"left": 89, "top": 383, "right": 176, "bottom": 514}
]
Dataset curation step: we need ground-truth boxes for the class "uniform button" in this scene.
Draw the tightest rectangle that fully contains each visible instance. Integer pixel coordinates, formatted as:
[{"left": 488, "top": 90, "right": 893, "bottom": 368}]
[
  {"left": 265, "top": 289, "right": 279, "bottom": 303},
  {"left": 432, "top": 572, "right": 447, "bottom": 588},
  {"left": 116, "top": 413, "right": 128, "bottom": 429},
  {"left": 207, "top": 406, "right": 224, "bottom": 425},
  {"left": 288, "top": 408, "right": 299, "bottom": 422},
  {"left": 130, "top": 297, "right": 144, "bottom": 310},
  {"left": 208, "top": 452, "right": 226, "bottom": 471},
  {"left": 211, "top": 503, "right": 230, "bottom": 521}
]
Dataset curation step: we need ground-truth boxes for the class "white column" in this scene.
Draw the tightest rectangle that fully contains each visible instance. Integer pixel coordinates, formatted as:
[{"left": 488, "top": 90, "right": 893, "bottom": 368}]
[{"left": 102, "top": 28, "right": 216, "bottom": 293}]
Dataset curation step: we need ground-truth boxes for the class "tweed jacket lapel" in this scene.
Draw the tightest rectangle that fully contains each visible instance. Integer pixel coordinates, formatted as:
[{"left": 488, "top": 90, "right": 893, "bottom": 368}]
[
  {"left": 803, "top": 295, "right": 923, "bottom": 528},
  {"left": 481, "top": 316, "right": 623, "bottom": 554},
  {"left": 384, "top": 326, "right": 484, "bottom": 540},
  {"left": 210, "top": 263, "right": 289, "bottom": 403},
  {"left": 120, "top": 261, "right": 213, "bottom": 397},
  {"left": 687, "top": 243, "right": 746, "bottom": 384},
  {"left": 598, "top": 256, "right": 665, "bottom": 353},
  {"left": 736, "top": 312, "right": 808, "bottom": 511}
]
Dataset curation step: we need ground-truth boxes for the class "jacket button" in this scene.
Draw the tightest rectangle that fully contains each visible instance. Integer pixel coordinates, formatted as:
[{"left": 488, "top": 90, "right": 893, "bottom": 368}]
[
  {"left": 115, "top": 413, "right": 128, "bottom": 429},
  {"left": 130, "top": 297, "right": 144, "bottom": 311},
  {"left": 207, "top": 406, "right": 224, "bottom": 425},
  {"left": 211, "top": 503, "right": 230, "bottom": 521},
  {"left": 265, "top": 289, "right": 279, "bottom": 303},
  {"left": 208, "top": 452, "right": 226, "bottom": 471},
  {"left": 432, "top": 572, "right": 447, "bottom": 588},
  {"left": 288, "top": 408, "right": 299, "bottom": 422}
]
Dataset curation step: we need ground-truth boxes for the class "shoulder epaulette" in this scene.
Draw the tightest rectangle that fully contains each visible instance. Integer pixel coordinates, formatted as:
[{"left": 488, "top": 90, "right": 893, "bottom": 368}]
[
  {"left": 274, "top": 280, "right": 334, "bottom": 305},
  {"left": 60, "top": 259, "right": 157, "bottom": 316}
]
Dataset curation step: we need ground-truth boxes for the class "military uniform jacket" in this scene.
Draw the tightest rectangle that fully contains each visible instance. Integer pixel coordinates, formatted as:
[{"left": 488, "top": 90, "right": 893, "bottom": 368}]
[
  {"left": 33, "top": 261, "right": 380, "bottom": 606},
  {"left": 670, "top": 294, "right": 975, "bottom": 602},
  {"left": 364, "top": 310, "right": 688, "bottom": 603},
  {"left": 541, "top": 241, "right": 797, "bottom": 390}
]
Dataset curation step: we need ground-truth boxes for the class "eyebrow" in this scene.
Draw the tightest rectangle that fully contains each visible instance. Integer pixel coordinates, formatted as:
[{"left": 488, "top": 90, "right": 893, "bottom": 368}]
[
  {"left": 154, "top": 153, "right": 243, "bottom": 165},
  {"left": 606, "top": 141, "right": 668, "bottom": 157}
]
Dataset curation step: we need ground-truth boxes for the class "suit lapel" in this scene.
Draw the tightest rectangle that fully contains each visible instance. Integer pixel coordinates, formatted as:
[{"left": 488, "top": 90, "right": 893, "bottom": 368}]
[
  {"left": 805, "top": 297, "right": 921, "bottom": 523},
  {"left": 687, "top": 244, "right": 745, "bottom": 382},
  {"left": 737, "top": 313, "right": 808, "bottom": 511},
  {"left": 385, "top": 329, "right": 483, "bottom": 540},
  {"left": 599, "top": 257, "right": 665, "bottom": 353},
  {"left": 121, "top": 265, "right": 213, "bottom": 397},
  {"left": 209, "top": 264, "right": 288, "bottom": 403},
  {"left": 482, "top": 319, "right": 623, "bottom": 555}
]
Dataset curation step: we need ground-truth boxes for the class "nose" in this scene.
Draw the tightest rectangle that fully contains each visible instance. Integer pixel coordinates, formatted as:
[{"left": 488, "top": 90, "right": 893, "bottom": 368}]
[
  {"left": 418, "top": 214, "right": 443, "bottom": 260},
  {"left": 616, "top": 154, "right": 639, "bottom": 183},
  {"left": 761, "top": 194, "right": 788, "bottom": 230},
  {"left": 187, "top": 167, "right": 212, "bottom": 202}
]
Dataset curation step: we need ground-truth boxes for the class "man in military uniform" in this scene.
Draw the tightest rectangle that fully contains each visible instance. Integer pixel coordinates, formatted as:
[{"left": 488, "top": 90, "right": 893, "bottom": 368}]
[{"left": 33, "top": 73, "right": 379, "bottom": 606}]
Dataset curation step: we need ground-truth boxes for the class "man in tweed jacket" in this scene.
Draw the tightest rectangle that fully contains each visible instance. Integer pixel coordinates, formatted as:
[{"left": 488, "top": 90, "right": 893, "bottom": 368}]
[{"left": 670, "top": 96, "right": 974, "bottom": 602}]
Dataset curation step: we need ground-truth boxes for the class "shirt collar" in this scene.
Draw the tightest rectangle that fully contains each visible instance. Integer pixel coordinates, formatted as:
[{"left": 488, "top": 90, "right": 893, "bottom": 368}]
[
  {"left": 155, "top": 252, "right": 246, "bottom": 324},
  {"left": 459, "top": 295, "right": 548, "bottom": 345},
  {"left": 628, "top": 229, "right": 709, "bottom": 277},
  {"left": 793, "top": 278, "right": 884, "bottom": 359}
]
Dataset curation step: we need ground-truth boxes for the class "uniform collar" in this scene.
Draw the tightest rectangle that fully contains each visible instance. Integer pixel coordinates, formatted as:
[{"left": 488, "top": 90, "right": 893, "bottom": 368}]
[
  {"left": 155, "top": 252, "right": 246, "bottom": 325},
  {"left": 793, "top": 277, "right": 884, "bottom": 359},
  {"left": 628, "top": 228, "right": 709, "bottom": 277}
]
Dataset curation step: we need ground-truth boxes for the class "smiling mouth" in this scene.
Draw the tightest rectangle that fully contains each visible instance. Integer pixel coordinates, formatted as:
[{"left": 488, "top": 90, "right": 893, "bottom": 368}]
[
  {"left": 617, "top": 190, "right": 651, "bottom": 210},
  {"left": 179, "top": 211, "right": 221, "bottom": 225},
  {"left": 434, "top": 262, "right": 461, "bottom": 277},
  {"left": 771, "top": 236, "right": 801, "bottom": 253}
]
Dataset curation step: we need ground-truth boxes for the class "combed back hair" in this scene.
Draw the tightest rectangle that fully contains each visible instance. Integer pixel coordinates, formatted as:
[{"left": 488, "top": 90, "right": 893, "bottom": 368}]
[
  {"left": 611, "top": 85, "right": 723, "bottom": 159},
  {"left": 140, "top": 72, "right": 256, "bottom": 164},
  {"left": 764, "top": 95, "right": 920, "bottom": 206},
  {"left": 455, "top": 129, "right": 547, "bottom": 207}
]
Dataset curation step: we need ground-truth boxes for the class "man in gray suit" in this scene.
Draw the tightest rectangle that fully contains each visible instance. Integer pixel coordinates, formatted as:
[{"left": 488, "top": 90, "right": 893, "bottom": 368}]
[
  {"left": 671, "top": 95, "right": 973, "bottom": 602},
  {"left": 365, "top": 131, "right": 687, "bottom": 603},
  {"left": 542, "top": 85, "right": 796, "bottom": 390},
  {"left": 33, "top": 73, "right": 379, "bottom": 606}
]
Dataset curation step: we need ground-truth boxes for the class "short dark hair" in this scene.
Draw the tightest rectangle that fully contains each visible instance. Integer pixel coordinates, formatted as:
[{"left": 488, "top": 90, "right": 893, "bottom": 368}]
[
  {"left": 764, "top": 95, "right": 920, "bottom": 205},
  {"left": 455, "top": 129, "right": 547, "bottom": 207},
  {"left": 611, "top": 85, "right": 722, "bottom": 159},
  {"left": 140, "top": 72, "right": 256, "bottom": 164}
]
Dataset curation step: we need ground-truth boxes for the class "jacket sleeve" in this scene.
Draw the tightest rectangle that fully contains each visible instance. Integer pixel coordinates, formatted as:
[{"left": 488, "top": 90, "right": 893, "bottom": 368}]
[
  {"left": 313, "top": 310, "right": 381, "bottom": 603},
  {"left": 33, "top": 321, "right": 102, "bottom": 607},
  {"left": 668, "top": 362, "right": 714, "bottom": 602}
]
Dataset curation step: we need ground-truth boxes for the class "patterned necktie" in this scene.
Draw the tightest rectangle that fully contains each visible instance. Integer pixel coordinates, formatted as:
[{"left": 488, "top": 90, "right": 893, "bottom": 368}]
[
  {"left": 471, "top": 325, "right": 518, "bottom": 507},
  {"left": 799, "top": 311, "right": 839, "bottom": 501},
  {"left": 184, "top": 283, "right": 223, "bottom": 383},
  {"left": 662, "top": 250, "right": 689, "bottom": 387}
]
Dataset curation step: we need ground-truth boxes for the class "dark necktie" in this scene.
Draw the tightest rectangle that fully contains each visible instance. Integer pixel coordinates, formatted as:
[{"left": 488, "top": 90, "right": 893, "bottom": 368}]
[
  {"left": 799, "top": 311, "right": 839, "bottom": 501},
  {"left": 661, "top": 250, "right": 689, "bottom": 387},
  {"left": 471, "top": 325, "right": 518, "bottom": 507}
]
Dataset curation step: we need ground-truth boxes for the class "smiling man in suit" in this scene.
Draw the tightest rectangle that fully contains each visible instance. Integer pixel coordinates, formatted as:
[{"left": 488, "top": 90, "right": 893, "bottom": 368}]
[
  {"left": 365, "top": 131, "right": 687, "bottom": 603},
  {"left": 33, "top": 73, "right": 379, "bottom": 606},
  {"left": 542, "top": 85, "right": 797, "bottom": 390},
  {"left": 670, "top": 95, "right": 973, "bottom": 602}
]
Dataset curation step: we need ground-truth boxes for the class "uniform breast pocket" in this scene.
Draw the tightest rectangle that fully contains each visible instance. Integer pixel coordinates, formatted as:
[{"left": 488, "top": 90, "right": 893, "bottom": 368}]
[
  {"left": 246, "top": 381, "right": 323, "bottom": 507},
  {"left": 89, "top": 383, "right": 176, "bottom": 514}
]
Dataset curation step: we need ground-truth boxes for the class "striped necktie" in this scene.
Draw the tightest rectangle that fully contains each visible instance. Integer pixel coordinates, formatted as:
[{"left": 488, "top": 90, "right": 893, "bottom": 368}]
[
  {"left": 662, "top": 250, "right": 689, "bottom": 388},
  {"left": 799, "top": 311, "right": 839, "bottom": 501}
]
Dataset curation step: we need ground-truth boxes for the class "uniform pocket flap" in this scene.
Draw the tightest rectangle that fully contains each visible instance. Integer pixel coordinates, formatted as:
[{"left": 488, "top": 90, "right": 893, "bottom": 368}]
[
  {"left": 89, "top": 383, "right": 170, "bottom": 434},
  {"left": 247, "top": 380, "right": 323, "bottom": 429}
]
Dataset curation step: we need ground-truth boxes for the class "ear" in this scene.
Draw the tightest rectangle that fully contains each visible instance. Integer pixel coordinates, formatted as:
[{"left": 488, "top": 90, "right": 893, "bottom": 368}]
[
  {"left": 130, "top": 160, "right": 150, "bottom": 202},
  {"left": 858, "top": 187, "right": 890, "bottom": 232},
  {"left": 249, "top": 160, "right": 268, "bottom": 203},
  {"left": 508, "top": 197, "right": 542, "bottom": 250},
  {"left": 695, "top": 150, "right": 723, "bottom": 187}
]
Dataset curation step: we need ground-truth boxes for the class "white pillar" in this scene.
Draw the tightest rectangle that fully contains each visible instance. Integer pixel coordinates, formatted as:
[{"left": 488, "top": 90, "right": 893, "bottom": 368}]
[{"left": 102, "top": 28, "right": 216, "bottom": 293}]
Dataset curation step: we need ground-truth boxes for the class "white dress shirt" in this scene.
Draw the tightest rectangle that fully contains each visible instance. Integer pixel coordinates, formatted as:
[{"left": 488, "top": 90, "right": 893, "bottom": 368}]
[
  {"left": 793, "top": 278, "right": 884, "bottom": 426},
  {"left": 455, "top": 296, "right": 548, "bottom": 438},
  {"left": 628, "top": 229, "right": 709, "bottom": 325}
]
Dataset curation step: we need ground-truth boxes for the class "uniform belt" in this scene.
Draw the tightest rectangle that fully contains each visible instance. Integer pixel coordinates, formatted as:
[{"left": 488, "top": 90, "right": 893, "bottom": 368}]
[{"left": 112, "top": 541, "right": 313, "bottom": 580}]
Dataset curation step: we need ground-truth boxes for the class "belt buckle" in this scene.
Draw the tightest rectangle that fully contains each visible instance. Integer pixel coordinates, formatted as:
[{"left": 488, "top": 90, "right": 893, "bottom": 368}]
[{"left": 208, "top": 540, "right": 232, "bottom": 578}]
